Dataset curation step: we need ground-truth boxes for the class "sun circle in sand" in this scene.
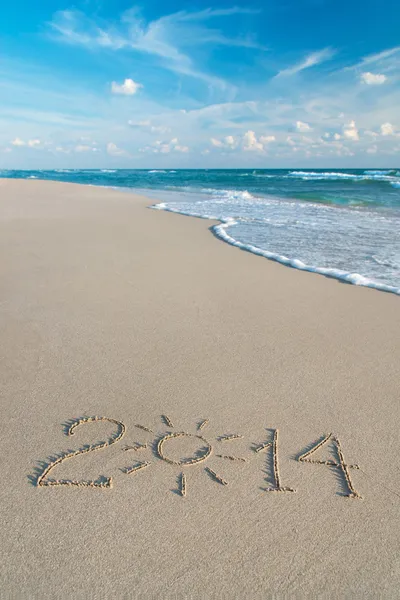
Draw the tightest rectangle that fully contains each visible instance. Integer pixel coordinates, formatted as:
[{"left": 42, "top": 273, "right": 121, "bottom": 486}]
[{"left": 157, "top": 432, "right": 212, "bottom": 466}]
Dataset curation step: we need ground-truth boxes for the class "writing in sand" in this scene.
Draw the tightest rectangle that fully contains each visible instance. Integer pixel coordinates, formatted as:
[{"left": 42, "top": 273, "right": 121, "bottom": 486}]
[{"left": 32, "top": 415, "right": 362, "bottom": 499}]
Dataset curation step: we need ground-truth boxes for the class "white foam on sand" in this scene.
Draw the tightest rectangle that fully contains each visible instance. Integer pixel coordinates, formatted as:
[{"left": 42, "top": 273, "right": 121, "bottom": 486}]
[{"left": 152, "top": 201, "right": 400, "bottom": 296}]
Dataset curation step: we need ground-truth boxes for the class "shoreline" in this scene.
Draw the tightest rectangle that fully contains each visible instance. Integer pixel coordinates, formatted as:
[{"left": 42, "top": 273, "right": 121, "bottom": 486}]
[
  {"left": 4, "top": 174, "right": 400, "bottom": 296},
  {"left": 149, "top": 199, "right": 400, "bottom": 296},
  {"left": 1, "top": 179, "right": 399, "bottom": 598}
]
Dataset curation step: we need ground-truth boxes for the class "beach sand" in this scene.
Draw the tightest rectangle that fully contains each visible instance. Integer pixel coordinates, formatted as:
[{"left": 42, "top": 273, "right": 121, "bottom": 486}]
[{"left": 0, "top": 179, "right": 399, "bottom": 599}]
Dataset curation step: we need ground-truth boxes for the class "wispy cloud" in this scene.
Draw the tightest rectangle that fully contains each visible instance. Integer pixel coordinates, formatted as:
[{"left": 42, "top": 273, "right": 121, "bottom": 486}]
[
  {"left": 345, "top": 46, "right": 400, "bottom": 73},
  {"left": 276, "top": 47, "right": 336, "bottom": 77},
  {"left": 48, "top": 7, "right": 265, "bottom": 89},
  {"left": 174, "top": 7, "right": 260, "bottom": 20},
  {"left": 357, "top": 46, "right": 400, "bottom": 68}
]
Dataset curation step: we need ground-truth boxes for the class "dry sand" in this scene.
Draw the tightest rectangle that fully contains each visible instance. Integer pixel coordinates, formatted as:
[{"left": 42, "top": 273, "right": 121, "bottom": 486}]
[{"left": 0, "top": 178, "right": 399, "bottom": 599}]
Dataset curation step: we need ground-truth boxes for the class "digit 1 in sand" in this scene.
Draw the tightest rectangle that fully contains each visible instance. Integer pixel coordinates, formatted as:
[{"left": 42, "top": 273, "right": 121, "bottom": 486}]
[{"left": 264, "top": 429, "right": 296, "bottom": 493}]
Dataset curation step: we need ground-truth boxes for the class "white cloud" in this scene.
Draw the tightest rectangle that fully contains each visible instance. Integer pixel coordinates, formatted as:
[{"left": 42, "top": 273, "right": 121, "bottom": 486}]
[
  {"left": 11, "top": 137, "right": 42, "bottom": 148},
  {"left": 128, "top": 120, "right": 170, "bottom": 134},
  {"left": 201, "top": 149, "right": 210, "bottom": 155},
  {"left": 276, "top": 47, "right": 335, "bottom": 77},
  {"left": 333, "top": 133, "right": 341, "bottom": 140},
  {"left": 286, "top": 136, "right": 296, "bottom": 146},
  {"left": 75, "top": 144, "right": 92, "bottom": 152},
  {"left": 380, "top": 122, "right": 395, "bottom": 136},
  {"left": 111, "top": 78, "right": 142, "bottom": 95},
  {"left": 360, "top": 72, "right": 387, "bottom": 85},
  {"left": 366, "top": 145, "right": 378, "bottom": 154},
  {"left": 296, "top": 121, "right": 311, "bottom": 132},
  {"left": 343, "top": 120, "right": 359, "bottom": 141},
  {"left": 27, "top": 139, "right": 41, "bottom": 147},
  {"left": 243, "top": 130, "right": 263, "bottom": 152},
  {"left": 141, "top": 137, "right": 189, "bottom": 154},
  {"left": 210, "top": 137, "right": 224, "bottom": 147},
  {"left": 211, "top": 131, "right": 269, "bottom": 152},
  {"left": 210, "top": 135, "right": 239, "bottom": 149},
  {"left": 152, "top": 125, "right": 171, "bottom": 134},
  {"left": 150, "top": 140, "right": 171, "bottom": 154},
  {"left": 260, "top": 135, "right": 276, "bottom": 143},
  {"left": 55, "top": 146, "right": 70, "bottom": 153},
  {"left": 224, "top": 135, "right": 238, "bottom": 148},
  {"left": 107, "top": 142, "right": 126, "bottom": 155},
  {"left": 336, "top": 146, "right": 355, "bottom": 157}
]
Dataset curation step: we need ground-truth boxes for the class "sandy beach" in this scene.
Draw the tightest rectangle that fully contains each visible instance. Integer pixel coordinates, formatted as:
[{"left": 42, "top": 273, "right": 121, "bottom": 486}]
[{"left": 0, "top": 178, "right": 399, "bottom": 598}]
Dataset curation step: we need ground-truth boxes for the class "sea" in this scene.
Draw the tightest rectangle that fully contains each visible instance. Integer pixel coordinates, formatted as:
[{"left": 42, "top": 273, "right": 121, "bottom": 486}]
[{"left": 2, "top": 168, "right": 400, "bottom": 295}]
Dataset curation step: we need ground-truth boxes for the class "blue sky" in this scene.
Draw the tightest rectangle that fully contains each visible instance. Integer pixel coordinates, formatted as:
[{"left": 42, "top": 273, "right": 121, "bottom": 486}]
[{"left": 1, "top": 0, "right": 400, "bottom": 168}]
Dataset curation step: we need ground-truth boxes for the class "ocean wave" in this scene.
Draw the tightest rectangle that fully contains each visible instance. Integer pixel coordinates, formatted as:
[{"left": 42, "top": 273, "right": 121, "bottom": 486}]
[
  {"left": 390, "top": 182, "right": 400, "bottom": 188},
  {"left": 148, "top": 170, "right": 167, "bottom": 174},
  {"left": 151, "top": 201, "right": 400, "bottom": 296},
  {"left": 251, "top": 174, "right": 276, "bottom": 178},
  {"left": 101, "top": 169, "right": 117, "bottom": 173},
  {"left": 289, "top": 171, "right": 355, "bottom": 178},
  {"left": 364, "top": 169, "right": 399, "bottom": 175},
  {"left": 167, "top": 186, "right": 258, "bottom": 202},
  {"left": 288, "top": 171, "right": 400, "bottom": 185},
  {"left": 239, "top": 172, "right": 275, "bottom": 178},
  {"left": 197, "top": 188, "right": 256, "bottom": 201}
]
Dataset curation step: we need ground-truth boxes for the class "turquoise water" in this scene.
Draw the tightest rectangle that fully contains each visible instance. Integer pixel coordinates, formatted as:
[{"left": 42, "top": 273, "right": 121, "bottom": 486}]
[{"left": 1, "top": 168, "right": 400, "bottom": 294}]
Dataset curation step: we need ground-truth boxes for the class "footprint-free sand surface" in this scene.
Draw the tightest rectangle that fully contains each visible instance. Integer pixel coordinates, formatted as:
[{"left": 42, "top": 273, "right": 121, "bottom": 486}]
[{"left": 0, "top": 179, "right": 399, "bottom": 598}]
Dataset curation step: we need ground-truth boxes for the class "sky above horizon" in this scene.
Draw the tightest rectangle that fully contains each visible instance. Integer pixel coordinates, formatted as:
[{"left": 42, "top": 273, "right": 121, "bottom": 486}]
[{"left": 1, "top": 0, "right": 400, "bottom": 168}]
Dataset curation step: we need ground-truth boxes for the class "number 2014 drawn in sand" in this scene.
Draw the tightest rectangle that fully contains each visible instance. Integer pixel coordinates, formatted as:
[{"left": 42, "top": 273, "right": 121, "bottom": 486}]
[{"left": 31, "top": 415, "right": 362, "bottom": 499}]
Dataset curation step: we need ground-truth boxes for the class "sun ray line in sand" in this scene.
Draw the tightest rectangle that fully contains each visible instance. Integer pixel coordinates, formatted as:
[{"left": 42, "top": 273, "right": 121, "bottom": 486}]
[
  {"left": 205, "top": 467, "right": 228, "bottom": 486},
  {"left": 162, "top": 415, "right": 174, "bottom": 428},
  {"left": 297, "top": 433, "right": 362, "bottom": 499},
  {"left": 198, "top": 419, "right": 209, "bottom": 431},
  {"left": 179, "top": 473, "right": 187, "bottom": 497},
  {"left": 217, "top": 434, "right": 244, "bottom": 442},
  {"left": 123, "top": 443, "right": 148, "bottom": 452},
  {"left": 134, "top": 424, "right": 154, "bottom": 433},
  {"left": 216, "top": 455, "right": 247, "bottom": 462},
  {"left": 35, "top": 478, "right": 111, "bottom": 488},
  {"left": 254, "top": 442, "right": 272, "bottom": 453},
  {"left": 123, "top": 461, "right": 151, "bottom": 475},
  {"left": 258, "top": 429, "right": 296, "bottom": 493}
]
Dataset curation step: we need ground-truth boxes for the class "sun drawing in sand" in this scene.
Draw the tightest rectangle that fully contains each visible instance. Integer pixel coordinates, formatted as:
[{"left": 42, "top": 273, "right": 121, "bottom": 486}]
[{"left": 122, "top": 415, "right": 248, "bottom": 496}]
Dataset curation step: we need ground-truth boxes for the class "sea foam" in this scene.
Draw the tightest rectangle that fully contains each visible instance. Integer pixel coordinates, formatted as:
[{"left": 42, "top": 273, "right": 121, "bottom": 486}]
[{"left": 151, "top": 196, "right": 400, "bottom": 296}]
